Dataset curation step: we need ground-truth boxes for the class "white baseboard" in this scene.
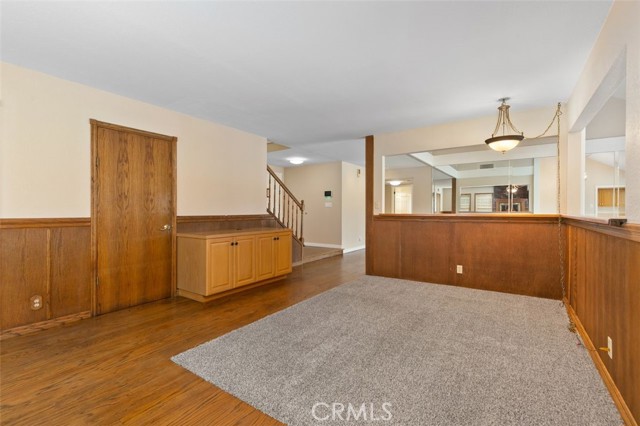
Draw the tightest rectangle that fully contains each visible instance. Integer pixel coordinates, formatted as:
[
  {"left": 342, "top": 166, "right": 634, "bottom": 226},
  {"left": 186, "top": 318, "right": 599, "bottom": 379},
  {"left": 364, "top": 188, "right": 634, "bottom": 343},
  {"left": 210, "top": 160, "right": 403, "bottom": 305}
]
[
  {"left": 304, "top": 242, "right": 343, "bottom": 249},
  {"left": 343, "top": 245, "right": 366, "bottom": 254},
  {"left": 304, "top": 243, "right": 365, "bottom": 253}
]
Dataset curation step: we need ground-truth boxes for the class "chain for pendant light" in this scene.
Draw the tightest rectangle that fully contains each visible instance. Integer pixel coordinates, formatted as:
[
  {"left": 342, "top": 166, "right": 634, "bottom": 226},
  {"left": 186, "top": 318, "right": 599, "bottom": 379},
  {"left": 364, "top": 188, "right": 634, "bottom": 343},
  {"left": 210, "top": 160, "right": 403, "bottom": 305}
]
[{"left": 523, "top": 103, "right": 569, "bottom": 312}]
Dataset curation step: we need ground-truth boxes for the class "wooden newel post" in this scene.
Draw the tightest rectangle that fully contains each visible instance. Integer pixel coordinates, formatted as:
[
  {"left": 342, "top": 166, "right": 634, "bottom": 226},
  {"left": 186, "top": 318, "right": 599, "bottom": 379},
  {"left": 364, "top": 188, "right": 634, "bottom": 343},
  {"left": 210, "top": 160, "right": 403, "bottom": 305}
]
[{"left": 300, "top": 200, "right": 305, "bottom": 244}]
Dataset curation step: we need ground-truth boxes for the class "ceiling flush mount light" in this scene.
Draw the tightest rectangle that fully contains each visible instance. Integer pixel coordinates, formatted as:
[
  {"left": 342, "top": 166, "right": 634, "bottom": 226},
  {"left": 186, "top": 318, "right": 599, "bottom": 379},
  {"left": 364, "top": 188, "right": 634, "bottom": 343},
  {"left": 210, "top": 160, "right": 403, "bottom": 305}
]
[
  {"left": 288, "top": 157, "right": 305, "bottom": 165},
  {"left": 388, "top": 180, "right": 402, "bottom": 186},
  {"left": 485, "top": 98, "right": 525, "bottom": 153}
]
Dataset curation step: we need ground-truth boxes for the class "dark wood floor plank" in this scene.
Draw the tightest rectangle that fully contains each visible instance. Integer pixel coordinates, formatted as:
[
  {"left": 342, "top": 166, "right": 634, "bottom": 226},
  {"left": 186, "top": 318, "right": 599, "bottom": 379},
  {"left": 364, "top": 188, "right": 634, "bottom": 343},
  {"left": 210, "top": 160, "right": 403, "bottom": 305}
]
[{"left": 0, "top": 251, "right": 364, "bottom": 425}]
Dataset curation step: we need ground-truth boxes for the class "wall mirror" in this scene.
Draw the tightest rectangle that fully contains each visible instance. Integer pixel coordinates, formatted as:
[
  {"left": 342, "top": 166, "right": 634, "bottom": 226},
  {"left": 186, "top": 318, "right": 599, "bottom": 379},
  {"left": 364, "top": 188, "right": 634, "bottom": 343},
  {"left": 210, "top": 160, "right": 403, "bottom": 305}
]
[
  {"left": 583, "top": 78, "right": 626, "bottom": 218},
  {"left": 383, "top": 138, "right": 558, "bottom": 214}
]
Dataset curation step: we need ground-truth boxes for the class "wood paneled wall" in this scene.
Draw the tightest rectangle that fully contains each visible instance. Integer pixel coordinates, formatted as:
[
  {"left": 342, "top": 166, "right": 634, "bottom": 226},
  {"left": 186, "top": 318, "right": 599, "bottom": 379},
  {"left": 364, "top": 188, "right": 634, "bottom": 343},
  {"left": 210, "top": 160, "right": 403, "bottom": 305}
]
[
  {"left": 368, "top": 214, "right": 563, "bottom": 299},
  {"left": 177, "top": 214, "right": 278, "bottom": 233},
  {"left": 0, "top": 219, "right": 92, "bottom": 332},
  {"left": 565, "top": 218, "right": 640, "bottom": 425},
  {"left": 1, "top": 215, "right": 285, "bottom": 335}
]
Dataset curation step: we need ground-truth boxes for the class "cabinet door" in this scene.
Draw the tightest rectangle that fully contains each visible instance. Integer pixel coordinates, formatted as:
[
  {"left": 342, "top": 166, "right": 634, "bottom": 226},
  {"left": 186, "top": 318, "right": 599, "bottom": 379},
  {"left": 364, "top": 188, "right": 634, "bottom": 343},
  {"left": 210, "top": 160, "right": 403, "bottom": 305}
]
[
  {"left": 274, "top": 232, "right": 292, "bottom": 276},
  {"left": 207, "top": 238, "right": 234, "bottom": 295},
  {"left": 256, "top": 234, "right": 275, "bottom": 281},
  {"left": 234, "top": 236, "right": 256, "bottom": 287},
  {"left": 598, "top": 188, "right": 614, "bottom": 207}
]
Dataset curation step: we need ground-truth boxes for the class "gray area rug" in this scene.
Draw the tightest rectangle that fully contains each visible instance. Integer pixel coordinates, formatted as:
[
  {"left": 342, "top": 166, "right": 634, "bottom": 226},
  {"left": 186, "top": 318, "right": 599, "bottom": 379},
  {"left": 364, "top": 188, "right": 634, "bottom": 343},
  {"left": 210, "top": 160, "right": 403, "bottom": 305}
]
[{"left": 172, "top": 276, "right": 622, "bottom": 425}]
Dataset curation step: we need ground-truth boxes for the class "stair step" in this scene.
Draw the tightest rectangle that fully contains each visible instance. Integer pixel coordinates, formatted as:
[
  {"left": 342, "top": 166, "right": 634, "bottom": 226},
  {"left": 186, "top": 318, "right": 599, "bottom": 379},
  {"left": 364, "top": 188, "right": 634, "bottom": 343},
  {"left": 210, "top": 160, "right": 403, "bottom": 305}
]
[{"left": 295, "top": 247, "right": 343, "bottom": 266}]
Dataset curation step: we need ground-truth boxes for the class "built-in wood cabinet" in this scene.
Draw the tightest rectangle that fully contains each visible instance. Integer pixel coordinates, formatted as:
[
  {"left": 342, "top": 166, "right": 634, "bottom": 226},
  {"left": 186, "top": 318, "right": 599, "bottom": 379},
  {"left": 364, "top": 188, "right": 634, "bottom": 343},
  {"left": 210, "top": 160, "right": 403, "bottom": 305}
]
[
  {"left": 205, "top": 235, "right": 256, "bottom": 294},
  {"left": 597, "top": 187, "right": 625, "bottom": 207},
  {"left": 274, "top": 231, "right": 292, "bottom": 275},
  {"left": 177, "top": 228, "right": 292, "bottom": 302},
  {"left": 256, "top": 231, "right": 292, "bottom": 281},
  {"left": 256, "top": 234, "right": 276, "bottom": 281}
]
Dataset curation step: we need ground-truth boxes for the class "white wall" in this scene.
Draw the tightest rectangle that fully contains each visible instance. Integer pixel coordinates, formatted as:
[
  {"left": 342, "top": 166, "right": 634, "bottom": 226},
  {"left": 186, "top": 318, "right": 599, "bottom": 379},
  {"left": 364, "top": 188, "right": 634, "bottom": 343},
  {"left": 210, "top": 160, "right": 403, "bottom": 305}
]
[
  {"left": 533, "top": 157, "right": 558, "bottom": 214},
  {"left": 284, "top": 162, "right": 343, "bottom": 247},
  {"left": 566, "top": 0, "right": 639, "bottom": 223},
  {"left": 0, "top": 62, "right": 267, "bottom": 218},
  {"left": 584, "top": 157, "right": 626, "bottom": 217},
  {"left": 268, "top": 165, "right": 285, "bottom": 181},
  {"left": 441, "top": 187, "right": 452, "bottom": 212},
  {"left": 586, "top": 97, "right": 626, "bottom": 140},
  {"left": 283, "top": 161, "right": 365, "bottom": 251},
  {"left": 341, "top": 162, "right": 365, "bottom": 252},
  {"left": 384, "top": 166, "right": 432, "bottom": 213}
]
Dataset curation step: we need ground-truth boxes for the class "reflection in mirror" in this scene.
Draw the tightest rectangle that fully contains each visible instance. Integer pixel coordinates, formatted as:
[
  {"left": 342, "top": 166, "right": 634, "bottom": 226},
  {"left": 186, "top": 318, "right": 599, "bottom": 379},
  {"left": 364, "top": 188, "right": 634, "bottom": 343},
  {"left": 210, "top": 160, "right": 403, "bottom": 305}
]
[
  {"left": 432, "top": 168, "right": 454, "bottom": 213},
  {"left": 584, "top": 79, "right": 626, "bottom": 218},
  {"left": 385, "top": 154, "right": 432, "bottom": 214},
  {"left": 584, "top": 138, "right": 625, "bottom": 217},
  {"left": 457, "top": 159, "right": 533, "bottom": 213},
  {"left": 383, "top": 139, "right": 558, "bottom": 214}
]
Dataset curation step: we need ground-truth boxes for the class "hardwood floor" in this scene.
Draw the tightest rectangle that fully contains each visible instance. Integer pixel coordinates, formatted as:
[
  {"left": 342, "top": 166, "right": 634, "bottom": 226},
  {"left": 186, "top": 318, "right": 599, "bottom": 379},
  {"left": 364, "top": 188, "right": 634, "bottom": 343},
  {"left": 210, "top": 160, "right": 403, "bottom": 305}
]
[{"left": 0, "top": 250, "right": 365, "bottom": 425}]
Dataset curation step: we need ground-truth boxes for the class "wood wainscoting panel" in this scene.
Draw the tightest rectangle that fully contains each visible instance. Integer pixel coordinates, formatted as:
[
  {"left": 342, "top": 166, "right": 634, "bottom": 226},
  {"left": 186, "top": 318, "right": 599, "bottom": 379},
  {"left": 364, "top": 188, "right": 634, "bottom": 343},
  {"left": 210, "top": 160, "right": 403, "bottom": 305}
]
[
  {"left": 453, "top": 220, "right": 561, "bottom": 299},
  {"left": 566, "top": 220, "right": 640, "bottom": 425},
  {"left": 1, "top": 219, "right": 92, "bottom": 334},
  {"left": 624, "top": 237, "right": 640, "bottom": 425},
  {"left": 369, "top": 215, "right": 562, "bottom": 300},
  {"left": 400, "top": 220, "right": 452, "bottom": 285},
  {"left": 0, "top": 228, "right": 50, "bottom": 330},
  {"left": 370, "top": 219, "right": 401, "bottom": 278},
  {"left": 50, "top": 226, "right": 92, "bottom": 318}
]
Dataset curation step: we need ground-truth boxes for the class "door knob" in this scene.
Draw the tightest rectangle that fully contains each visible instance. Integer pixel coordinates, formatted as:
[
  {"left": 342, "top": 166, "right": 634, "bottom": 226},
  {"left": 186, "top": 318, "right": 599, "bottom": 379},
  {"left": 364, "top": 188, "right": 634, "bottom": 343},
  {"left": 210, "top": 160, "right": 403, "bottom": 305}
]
[{"left": 160, "top": 224, "right": 172, "bottom": 231}]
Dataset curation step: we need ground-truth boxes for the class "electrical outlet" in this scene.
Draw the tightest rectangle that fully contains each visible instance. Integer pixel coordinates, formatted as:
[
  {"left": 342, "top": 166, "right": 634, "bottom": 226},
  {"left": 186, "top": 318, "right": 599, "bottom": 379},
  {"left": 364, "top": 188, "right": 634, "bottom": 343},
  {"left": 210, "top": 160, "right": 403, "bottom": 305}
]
[
  {"left": 607, "top": 336, "right": 613, "bottom": 359},
  {"left": 456, "top": 265, "right": 463, "bottom": 274},
  {"left": 30, "top": 295, "right": 43, "bottom": 310}
]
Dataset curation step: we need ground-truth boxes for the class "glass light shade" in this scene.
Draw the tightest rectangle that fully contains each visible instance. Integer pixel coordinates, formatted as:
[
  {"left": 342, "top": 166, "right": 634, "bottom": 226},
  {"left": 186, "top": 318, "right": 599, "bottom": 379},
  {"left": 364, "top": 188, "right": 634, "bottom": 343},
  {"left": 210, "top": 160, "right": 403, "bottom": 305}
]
[
  {"left": 388, "top": 180, "right": 402, "bottom": 186},
  {"left": 485, "top": 135, "right": 524, "bottom": 153},
  {"left": 288, "top": 157, "right": 305, "bottom": 165}
]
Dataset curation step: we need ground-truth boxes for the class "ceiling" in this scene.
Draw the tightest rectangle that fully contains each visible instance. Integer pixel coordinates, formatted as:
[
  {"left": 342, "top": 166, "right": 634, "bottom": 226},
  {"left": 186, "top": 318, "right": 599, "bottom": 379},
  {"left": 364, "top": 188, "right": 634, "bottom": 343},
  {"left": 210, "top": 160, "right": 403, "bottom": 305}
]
[{"left": 1, "top": 1, "right": 612, "bottom": 166}]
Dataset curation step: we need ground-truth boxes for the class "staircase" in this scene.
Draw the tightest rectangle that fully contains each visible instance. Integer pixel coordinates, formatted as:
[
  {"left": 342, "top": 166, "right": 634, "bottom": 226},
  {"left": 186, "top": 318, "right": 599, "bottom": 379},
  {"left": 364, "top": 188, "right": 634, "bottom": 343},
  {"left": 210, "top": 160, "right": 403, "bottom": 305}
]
[{"left": 267, "top": 166, "right": 304, "bottom": 248}]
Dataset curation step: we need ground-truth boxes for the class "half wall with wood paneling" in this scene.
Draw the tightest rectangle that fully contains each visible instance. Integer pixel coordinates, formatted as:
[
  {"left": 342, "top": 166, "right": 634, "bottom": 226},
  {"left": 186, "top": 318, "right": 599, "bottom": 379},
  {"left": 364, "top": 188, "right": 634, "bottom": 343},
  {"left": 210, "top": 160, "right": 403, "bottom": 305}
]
[
  {"left": 565, "top": 218, "right": 640, "bottom": 425},
  {"left": 368, "top": 214, "right": 563, "bottom": 299},
  {"left": 0, "top": 215, "right": 290, "bottom": 337},
  {"left": 0, "top": 219, "right": 92, "bottom": 334}
]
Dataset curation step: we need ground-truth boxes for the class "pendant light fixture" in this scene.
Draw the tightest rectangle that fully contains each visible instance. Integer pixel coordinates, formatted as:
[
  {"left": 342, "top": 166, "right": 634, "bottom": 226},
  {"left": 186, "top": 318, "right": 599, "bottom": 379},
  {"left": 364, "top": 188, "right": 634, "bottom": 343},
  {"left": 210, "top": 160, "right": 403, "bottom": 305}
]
[{"left": 485, "top": 98, "right": 525, "bottom": 153}]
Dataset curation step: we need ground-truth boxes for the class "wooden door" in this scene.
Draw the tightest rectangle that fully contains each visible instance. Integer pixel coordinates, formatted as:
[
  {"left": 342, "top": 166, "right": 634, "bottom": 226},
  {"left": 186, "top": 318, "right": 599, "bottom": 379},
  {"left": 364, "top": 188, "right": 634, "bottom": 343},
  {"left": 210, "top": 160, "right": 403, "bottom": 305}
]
[
  {"left": 256, "top": 234, "right": 275, "bottom": 281},
  {"left": 274, "top": 232, "right": 292, "bottom": 276},
  {"left": 207, "top": 238, "right": 233, "bottom": 295},
  {"left": 92, "top": 120, "right": 176, "bottom": 314},
  {"left": 234, "top": 236, "right": 256, "bottom": 287}
]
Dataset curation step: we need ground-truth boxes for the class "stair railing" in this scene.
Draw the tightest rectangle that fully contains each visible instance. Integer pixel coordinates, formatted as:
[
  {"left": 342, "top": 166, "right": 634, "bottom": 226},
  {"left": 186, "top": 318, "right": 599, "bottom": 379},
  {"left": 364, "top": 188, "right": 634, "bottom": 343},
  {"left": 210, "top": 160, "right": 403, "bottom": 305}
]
[{"left": 267, "top": 166, "right": 304, "bottom": 246}]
